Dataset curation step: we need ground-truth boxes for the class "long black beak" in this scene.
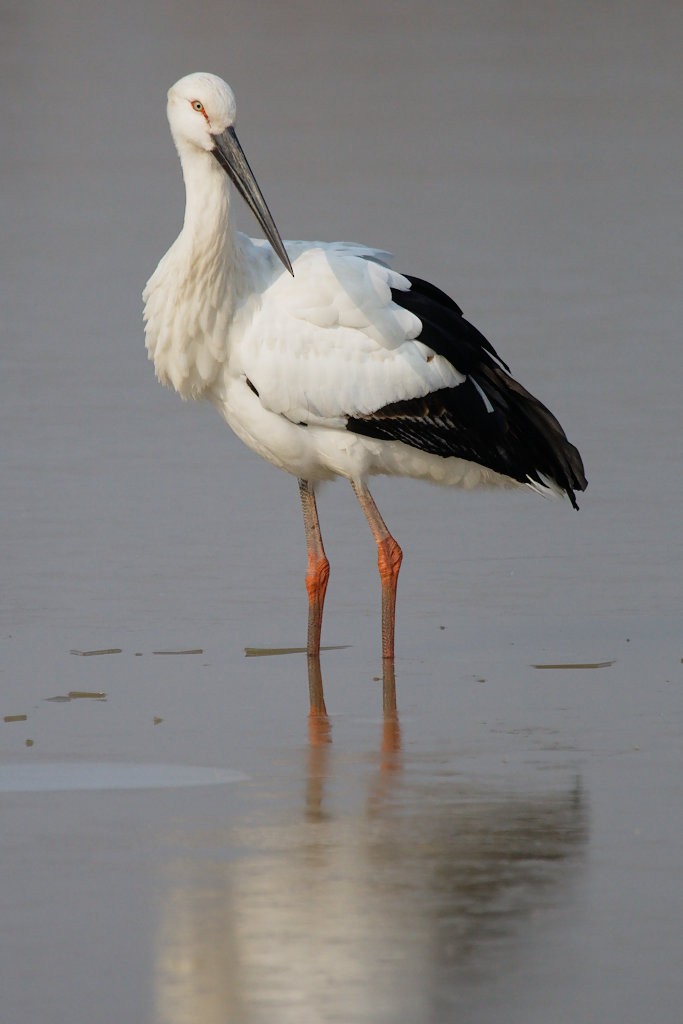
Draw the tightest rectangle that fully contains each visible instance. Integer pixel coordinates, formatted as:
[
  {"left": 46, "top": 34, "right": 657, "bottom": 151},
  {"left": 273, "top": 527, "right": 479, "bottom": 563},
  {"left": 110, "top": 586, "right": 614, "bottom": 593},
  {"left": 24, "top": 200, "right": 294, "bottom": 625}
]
[{"left": 211, "top": 125, "right": 293, "bottom": 276}]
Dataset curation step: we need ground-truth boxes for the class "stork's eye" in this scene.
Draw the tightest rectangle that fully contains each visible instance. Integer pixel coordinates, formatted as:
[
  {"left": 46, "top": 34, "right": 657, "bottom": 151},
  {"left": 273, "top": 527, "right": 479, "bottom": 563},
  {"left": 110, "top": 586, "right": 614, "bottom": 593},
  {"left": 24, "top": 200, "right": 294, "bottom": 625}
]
[{"left": 191, "top": 100, "right": 205, "bottom": 113}]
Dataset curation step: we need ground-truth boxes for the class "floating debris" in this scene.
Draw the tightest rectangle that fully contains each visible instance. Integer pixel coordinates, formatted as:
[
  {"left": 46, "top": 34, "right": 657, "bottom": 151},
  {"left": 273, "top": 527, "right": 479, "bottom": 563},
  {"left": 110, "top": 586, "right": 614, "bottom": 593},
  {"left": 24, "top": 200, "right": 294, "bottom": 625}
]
[
  {"left": 532, "top": 660, "right": 616, "bottom": 670},
  {"left": 3, "top": 714, "right": 27, "bottom": 723},
  {"left": 70, "top": 648, "right": 122, "bottom": 657},
  {"left": 45, "top": 692, "right": 107, "bottom": 702},
  {"left": 152, "top": 649, "right": 203, "bottom": 656},
  {"left": 244, "top": 644, "right": 349, "bottom": 657}
]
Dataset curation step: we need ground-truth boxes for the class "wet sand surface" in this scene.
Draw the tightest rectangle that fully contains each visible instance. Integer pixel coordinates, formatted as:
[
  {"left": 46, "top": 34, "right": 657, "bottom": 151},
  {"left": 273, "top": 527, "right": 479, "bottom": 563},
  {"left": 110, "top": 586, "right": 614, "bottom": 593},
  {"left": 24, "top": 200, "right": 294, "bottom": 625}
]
[{"left": 1, "top": 2, "right": 682, "bottom": 1022}]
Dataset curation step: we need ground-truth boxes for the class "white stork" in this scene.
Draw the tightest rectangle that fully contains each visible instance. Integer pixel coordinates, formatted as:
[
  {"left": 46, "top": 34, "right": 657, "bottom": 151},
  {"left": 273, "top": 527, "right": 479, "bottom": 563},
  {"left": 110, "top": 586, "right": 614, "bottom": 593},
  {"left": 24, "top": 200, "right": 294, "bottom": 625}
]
[{"left": 143, "top": 73, "right": 587, "bottom": 663}]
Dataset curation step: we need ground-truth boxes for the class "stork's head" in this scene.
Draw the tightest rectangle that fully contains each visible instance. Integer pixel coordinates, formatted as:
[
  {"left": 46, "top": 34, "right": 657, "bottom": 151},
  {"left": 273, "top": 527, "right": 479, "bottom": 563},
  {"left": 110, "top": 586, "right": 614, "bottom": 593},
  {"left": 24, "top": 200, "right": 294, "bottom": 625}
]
[
  {"left": 167, "top": 73, "right": 292, "bottom": 275},
  {"left": 167, "top": 73, "right": 237, "bottom": 150}
]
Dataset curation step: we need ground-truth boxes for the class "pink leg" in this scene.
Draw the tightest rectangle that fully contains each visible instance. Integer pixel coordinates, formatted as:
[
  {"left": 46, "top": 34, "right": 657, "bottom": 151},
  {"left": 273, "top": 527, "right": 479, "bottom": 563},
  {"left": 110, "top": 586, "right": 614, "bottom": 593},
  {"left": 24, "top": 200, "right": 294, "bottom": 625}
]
[
  {"left": 298, "top": 479, "right": 330, "bottom": 659},
  {"left": 351, "top": 480, "right": 403, "bottom": 661}
]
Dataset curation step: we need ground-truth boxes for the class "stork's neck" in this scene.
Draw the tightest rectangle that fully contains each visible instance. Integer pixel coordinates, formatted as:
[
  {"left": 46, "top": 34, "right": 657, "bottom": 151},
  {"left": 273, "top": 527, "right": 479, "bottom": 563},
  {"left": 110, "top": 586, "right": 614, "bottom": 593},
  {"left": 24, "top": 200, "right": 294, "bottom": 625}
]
[
  {"left": 180, "top": 148, "right": 236, "bottom": 256},
  {"left": 144, "top": 145, "right": 248, "bottom": 399}
]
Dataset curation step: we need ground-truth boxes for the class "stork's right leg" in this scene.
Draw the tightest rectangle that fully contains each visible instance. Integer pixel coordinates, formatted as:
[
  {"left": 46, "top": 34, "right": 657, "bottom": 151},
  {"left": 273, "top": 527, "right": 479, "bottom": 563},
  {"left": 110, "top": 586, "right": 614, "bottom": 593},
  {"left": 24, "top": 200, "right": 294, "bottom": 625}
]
[
  {"left": 350, "top": 480, "right": 403, "bottom": 662},
  {"left": 298, "top": 479, "right": 330, "bottom": 658}
]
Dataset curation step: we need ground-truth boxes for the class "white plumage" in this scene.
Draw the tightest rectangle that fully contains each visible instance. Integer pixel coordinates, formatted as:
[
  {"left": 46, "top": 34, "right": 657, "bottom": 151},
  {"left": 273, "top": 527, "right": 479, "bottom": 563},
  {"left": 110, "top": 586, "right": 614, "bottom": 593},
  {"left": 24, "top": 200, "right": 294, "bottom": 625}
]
[
  {"left": 144, "top": 72, "right": 586, "bottom": 665},
  {"left": 146, "top": 233, "right": 466, "bottom": 480}
]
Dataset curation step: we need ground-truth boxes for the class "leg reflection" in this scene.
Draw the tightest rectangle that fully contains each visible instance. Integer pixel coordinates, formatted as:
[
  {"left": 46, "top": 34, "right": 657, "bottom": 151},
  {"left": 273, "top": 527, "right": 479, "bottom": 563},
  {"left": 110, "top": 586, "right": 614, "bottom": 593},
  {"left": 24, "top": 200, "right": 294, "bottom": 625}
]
[
  {"left": 381, "top": 659, "right": 401, "bottom": 766},
  {"left": 306, "top": 656, "right": 332, "bottom": 822},
  {"left": 307, "top": 655, "right": 331, "bottom": 743},
  {"left": 305, "top": 656, "right": 403, "bottom": 819}
]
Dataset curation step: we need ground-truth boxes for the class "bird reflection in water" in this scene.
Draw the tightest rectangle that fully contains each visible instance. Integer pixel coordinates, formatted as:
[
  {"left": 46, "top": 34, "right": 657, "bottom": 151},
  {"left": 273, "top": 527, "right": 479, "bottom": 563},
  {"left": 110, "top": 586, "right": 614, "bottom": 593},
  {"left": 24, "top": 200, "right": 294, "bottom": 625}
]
[{"left": 153, "top": 660, "right": 586, "bottom": 1024}]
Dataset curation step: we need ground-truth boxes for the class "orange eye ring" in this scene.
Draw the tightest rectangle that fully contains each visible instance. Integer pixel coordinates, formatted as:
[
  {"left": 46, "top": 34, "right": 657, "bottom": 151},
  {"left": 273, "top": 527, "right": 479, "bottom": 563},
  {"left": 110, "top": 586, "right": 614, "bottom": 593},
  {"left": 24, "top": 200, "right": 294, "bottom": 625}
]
[{"left": 191, "top": 100, "right": 204, "bottom": 113}]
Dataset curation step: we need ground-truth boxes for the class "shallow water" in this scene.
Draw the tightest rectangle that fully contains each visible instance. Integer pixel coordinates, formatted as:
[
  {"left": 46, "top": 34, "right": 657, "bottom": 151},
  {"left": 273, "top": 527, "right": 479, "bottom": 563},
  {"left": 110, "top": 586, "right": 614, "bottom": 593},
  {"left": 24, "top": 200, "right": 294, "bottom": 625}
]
[{"left": 2, "top": 2, "right": 682, "bottom": 1022}]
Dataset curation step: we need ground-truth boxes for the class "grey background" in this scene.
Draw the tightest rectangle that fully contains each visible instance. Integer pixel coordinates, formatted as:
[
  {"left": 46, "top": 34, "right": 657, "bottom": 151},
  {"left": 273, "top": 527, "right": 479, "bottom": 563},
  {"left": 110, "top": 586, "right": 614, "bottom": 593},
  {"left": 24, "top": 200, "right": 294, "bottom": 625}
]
[{"left": 1, "top": 2, "right": 681, "bottom": 1022}]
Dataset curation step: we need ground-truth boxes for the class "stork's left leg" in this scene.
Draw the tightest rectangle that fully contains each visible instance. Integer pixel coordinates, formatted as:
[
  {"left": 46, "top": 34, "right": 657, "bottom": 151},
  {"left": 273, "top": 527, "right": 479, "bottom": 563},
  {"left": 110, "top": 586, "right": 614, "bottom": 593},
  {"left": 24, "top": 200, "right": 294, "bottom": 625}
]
[
  {"left": 351, "top": 480, "right": 403, "bottom": 661},
  {"left": 298, "top": 479, "right": 330, "bottom": 659}
]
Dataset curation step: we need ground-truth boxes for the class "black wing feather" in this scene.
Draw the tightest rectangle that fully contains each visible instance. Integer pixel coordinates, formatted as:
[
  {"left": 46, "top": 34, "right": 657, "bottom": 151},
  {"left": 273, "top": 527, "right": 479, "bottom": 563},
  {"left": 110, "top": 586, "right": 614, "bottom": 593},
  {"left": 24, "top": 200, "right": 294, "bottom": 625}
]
[{"left": 346, "top": 275, "right": 587, "bottom": 508}]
